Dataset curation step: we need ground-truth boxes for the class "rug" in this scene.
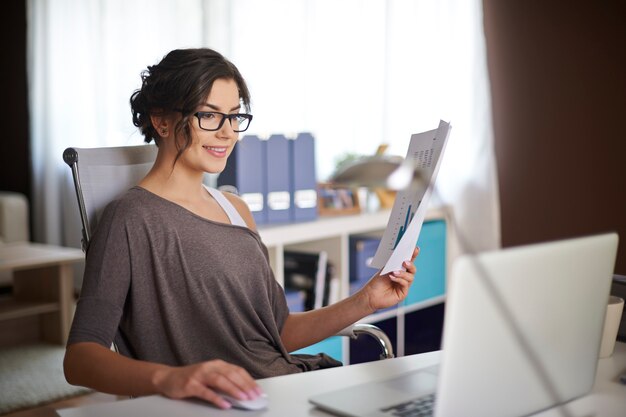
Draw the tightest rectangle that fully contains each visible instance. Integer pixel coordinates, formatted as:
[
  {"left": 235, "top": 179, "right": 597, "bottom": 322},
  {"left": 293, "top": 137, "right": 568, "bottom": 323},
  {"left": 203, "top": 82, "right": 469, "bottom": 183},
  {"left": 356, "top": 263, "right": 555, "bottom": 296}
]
[{"left": 0, "top": 343, "right": 91, "bottom": 414}]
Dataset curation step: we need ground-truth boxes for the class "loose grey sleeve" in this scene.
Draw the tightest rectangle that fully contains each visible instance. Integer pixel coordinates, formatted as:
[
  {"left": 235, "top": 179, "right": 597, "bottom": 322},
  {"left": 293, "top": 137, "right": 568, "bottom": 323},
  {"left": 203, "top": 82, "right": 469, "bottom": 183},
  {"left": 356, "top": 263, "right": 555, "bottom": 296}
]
[{"left": 67, "top": 199, "right": 132, "bottom": 348}]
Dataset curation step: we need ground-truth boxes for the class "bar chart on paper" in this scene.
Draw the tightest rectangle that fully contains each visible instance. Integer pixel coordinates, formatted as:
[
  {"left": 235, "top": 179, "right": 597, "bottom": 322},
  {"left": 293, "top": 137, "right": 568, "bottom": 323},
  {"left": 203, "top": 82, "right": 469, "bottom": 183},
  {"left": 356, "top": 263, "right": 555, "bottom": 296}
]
[{"left": 371, "top": 120, "right": 451, "bottom": 274}]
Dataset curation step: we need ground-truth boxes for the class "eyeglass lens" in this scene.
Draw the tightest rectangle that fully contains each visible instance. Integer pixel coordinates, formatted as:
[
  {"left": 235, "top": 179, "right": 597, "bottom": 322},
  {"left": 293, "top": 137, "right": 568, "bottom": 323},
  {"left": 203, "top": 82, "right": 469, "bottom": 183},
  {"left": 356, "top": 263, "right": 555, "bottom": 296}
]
[{"left": 198, "top": 112, "right": 251, "bottom": 132}]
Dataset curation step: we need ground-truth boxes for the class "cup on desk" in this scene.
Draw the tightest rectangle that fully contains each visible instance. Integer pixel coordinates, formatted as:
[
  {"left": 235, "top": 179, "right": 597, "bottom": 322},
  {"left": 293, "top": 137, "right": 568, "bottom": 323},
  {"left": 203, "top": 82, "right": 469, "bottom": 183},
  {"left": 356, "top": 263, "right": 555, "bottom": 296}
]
[{"left": 599, "top": 295, "right": 624, "bottom": 358}]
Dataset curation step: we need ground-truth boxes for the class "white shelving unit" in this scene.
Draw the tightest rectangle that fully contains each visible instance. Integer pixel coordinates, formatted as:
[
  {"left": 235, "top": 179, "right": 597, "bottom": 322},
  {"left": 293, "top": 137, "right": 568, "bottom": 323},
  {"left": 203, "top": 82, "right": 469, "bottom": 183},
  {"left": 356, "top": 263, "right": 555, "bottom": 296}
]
[
  {"left": 257, "top": 206, "right": 457, "bottom": 363},
  {"left": 258, "top": 206, "right": 456, "bottom": 298}
]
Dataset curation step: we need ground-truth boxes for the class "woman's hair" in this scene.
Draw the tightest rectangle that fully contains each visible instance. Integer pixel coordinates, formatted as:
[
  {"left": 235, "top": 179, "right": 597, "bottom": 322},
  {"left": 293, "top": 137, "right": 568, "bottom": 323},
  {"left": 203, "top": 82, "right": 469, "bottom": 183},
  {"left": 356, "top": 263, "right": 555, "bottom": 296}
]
[{"left": 130, "top": 48, "right": 250, "bottom": 160}]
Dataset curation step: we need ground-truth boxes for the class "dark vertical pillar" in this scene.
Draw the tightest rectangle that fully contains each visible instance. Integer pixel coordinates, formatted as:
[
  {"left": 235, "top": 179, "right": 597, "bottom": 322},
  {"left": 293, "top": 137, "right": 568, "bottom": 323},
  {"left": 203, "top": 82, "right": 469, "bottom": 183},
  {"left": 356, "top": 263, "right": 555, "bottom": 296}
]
[
  {"left": 483, "top": 0, "right": 626, "bottom": 273},
  {"left": 1, "top": 0, "right": 32, "bottom": 216}
]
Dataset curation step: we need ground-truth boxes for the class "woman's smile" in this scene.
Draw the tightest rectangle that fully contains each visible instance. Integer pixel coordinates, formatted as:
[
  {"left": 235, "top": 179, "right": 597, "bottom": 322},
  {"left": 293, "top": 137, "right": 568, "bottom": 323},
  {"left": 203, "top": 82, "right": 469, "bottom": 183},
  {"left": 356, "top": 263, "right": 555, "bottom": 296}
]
[{"left": 202, "top": 144, "right": 228, "bottom": 158}]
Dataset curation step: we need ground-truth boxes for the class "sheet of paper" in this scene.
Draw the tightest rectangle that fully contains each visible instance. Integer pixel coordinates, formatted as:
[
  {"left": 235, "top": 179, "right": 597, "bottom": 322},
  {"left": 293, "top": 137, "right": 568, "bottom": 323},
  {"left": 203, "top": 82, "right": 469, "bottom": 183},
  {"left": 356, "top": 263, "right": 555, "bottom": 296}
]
[{"left": 371, "top": 120, "right": 451, "bottom": 275}]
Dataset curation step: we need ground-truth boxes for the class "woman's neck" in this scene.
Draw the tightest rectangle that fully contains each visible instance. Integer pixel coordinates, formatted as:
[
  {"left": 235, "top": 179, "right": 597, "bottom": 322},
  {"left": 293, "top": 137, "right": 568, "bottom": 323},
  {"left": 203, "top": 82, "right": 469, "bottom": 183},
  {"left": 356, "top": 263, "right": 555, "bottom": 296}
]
[{"left": 139, "top": 149, "right": 206, "bottom": 204}]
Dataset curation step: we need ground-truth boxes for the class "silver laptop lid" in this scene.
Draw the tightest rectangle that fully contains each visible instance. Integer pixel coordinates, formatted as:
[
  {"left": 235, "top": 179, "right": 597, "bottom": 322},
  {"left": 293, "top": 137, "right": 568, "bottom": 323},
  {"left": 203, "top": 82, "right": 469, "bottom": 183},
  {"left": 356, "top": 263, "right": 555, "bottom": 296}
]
[{"left": 436, "top": 233, "right": 618, "bottom": 417}]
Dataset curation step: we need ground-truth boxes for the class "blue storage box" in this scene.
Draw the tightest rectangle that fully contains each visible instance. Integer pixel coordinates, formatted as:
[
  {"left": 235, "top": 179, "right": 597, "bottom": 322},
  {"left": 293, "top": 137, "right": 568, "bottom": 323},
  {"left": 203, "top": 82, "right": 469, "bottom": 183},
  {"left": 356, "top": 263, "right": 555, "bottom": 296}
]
[{"left": 349, "top": 235, "right": 381, "bottom": 282}]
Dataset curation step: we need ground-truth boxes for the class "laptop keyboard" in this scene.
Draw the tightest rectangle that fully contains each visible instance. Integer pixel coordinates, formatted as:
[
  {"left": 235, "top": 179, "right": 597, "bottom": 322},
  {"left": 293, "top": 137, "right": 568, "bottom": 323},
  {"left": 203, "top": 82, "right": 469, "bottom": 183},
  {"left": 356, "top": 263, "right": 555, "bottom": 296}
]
[{"left": 379, "top": 393, "right": 436, "bottom": 417}]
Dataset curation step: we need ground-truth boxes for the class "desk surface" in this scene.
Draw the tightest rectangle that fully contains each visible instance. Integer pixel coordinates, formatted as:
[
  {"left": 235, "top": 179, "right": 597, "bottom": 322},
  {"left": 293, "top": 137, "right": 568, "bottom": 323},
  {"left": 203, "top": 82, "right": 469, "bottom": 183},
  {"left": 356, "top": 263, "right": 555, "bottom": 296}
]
[
  {"left": 58, "top": 343, "right": 626, "bottom": 417},
  {"left": 0, "top": 242, "right": 84, "bottom": 272}
]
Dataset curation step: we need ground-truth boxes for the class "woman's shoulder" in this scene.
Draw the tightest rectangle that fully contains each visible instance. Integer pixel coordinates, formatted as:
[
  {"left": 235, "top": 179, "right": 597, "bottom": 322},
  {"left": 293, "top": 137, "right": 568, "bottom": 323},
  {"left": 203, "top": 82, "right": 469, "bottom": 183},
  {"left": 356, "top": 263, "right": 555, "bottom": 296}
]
[
  {"left": 220, "top": 190, "right": 258, "bottom": 231},
  {"left": 99, "top": 186, "right": 161, "bottom": 224},
  {"left": 105, "top": 186, "right": 150, "bottom": 211}
]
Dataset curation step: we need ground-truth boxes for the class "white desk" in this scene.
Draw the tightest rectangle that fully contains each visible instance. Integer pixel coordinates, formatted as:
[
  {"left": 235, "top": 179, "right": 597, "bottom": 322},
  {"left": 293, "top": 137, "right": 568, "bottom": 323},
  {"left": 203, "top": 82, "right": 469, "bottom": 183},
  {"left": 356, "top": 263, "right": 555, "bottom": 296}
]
[{"left": 58, "top": 343, "right": 626, "bottom": 417}]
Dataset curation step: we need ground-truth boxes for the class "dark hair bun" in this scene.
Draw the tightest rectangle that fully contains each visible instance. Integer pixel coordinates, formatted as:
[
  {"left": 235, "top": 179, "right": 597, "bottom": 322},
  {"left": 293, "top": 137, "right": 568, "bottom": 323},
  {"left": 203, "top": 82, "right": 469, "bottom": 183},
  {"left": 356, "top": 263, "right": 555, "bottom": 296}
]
[{"left": 129, "top": 48, "right": 250, "bottom": 146}]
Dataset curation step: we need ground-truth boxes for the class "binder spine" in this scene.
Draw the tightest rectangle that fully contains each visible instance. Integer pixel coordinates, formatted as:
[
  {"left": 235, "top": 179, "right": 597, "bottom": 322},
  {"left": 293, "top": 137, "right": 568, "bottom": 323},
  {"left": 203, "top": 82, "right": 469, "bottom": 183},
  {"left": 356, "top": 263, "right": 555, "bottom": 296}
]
[
  {"left": 289, "top": 132, "right": 318, "bottom": 222},
  {"left": 266, "top": 134, "right": 291, "bottom": 224},
  {"left": 217, "top": 135, "right": 267, "bottom": 225}
]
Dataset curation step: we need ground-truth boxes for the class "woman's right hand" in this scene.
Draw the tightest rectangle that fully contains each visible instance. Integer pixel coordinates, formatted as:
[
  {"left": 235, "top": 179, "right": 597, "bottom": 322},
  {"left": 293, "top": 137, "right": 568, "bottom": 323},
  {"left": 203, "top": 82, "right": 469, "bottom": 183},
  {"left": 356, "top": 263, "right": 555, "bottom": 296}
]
[{"left": 152, "top": 359, "right": 263, "bottom": 409}]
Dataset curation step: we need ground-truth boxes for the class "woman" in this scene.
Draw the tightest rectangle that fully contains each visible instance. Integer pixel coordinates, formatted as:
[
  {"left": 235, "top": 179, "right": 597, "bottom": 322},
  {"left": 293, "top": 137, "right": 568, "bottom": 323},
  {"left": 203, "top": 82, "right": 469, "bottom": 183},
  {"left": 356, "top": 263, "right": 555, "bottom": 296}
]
[{"left": 63, "top": 48, "right": 418, "bottom": 410}]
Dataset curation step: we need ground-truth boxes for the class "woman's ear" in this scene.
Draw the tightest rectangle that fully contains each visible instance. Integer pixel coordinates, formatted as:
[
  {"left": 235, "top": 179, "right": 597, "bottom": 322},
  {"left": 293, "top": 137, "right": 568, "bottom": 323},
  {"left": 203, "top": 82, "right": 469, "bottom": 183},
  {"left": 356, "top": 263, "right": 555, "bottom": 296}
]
[{"left": 150, "top": 114, "right": 171, "bottom": 138}]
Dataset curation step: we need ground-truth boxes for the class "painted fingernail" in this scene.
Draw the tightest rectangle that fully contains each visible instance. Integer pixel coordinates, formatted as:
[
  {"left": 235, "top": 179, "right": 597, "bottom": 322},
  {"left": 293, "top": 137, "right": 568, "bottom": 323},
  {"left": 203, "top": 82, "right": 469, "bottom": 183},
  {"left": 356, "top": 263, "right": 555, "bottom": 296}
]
[{"left": 247, "top": 389, "right": 258, "bottom": 399}]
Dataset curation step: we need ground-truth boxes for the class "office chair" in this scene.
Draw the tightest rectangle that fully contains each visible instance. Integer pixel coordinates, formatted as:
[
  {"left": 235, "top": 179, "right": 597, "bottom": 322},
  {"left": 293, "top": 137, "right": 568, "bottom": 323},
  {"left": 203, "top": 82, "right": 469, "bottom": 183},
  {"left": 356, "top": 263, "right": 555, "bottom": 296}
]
[
  {"left": 63, "top": 145, "right": 158, "bottom": 252},
  {"left": 63, "top": 144, "right": 393, "bottom": 360}
]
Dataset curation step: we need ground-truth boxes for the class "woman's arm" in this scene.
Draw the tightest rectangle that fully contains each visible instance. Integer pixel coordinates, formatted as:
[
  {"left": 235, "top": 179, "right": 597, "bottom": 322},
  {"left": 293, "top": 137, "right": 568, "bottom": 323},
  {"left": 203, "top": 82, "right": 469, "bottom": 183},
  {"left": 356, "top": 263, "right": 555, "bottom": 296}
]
[
  {"left": 225, "top": 191, "right": 419, "bottom": 352},
  {"left": 280, "top": 249, "right": 418, "bottom": 352},
  {"left": 280, "top": 289, "right": 372, "bottom": 352},
  {"left": 64, "top": 342, "right": 262, "bottom": 409}
]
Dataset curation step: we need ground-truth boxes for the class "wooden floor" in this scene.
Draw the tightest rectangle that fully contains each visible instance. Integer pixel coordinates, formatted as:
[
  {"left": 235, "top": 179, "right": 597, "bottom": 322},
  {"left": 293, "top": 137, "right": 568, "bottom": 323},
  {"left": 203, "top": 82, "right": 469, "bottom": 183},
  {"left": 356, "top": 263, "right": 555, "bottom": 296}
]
[{"left": 3, "top": 392, "right": 118, "bottom": 417}]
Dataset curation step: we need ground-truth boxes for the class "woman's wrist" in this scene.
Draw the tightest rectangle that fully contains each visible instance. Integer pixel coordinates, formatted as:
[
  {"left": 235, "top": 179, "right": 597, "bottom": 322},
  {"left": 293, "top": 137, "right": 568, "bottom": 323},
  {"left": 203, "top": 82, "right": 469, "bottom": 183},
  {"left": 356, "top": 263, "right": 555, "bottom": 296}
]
[
  {"left": 353, "top": 286, "right": 376, "bottom": 316},
  {"left": 150, "top": 364, "right": 174, "bottom": 394}
]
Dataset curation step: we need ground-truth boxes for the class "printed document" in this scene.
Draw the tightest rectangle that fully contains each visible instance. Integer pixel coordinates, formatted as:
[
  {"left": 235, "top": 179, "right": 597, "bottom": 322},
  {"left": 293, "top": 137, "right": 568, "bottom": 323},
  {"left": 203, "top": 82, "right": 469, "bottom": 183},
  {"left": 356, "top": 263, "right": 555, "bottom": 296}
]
[{"left": 371, "top": 120, "right": 451, "bottom": 275}]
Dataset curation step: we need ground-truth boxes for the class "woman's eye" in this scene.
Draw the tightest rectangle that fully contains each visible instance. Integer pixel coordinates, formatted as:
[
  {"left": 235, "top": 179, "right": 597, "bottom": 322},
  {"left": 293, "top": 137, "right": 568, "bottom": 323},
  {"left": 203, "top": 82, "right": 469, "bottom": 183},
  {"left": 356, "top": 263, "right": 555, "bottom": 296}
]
[{"left": 202, "top": 112, "right": 217, "bottom": 120}]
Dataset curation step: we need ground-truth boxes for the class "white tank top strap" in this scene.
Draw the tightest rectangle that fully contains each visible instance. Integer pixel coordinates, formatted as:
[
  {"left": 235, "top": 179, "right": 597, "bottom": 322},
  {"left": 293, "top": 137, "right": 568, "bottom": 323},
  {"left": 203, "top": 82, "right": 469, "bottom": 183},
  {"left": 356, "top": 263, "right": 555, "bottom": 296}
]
[{"left": 204, "top": 185, "right": 247, "bottom": 227}]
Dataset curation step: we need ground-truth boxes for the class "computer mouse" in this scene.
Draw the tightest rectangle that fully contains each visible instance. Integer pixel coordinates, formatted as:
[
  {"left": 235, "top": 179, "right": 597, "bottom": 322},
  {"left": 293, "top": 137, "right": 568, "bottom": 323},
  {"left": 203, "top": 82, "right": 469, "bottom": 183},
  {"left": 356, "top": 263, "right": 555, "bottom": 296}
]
[{"left": 221, "top": 392, "right": 269, "bottom": 410}]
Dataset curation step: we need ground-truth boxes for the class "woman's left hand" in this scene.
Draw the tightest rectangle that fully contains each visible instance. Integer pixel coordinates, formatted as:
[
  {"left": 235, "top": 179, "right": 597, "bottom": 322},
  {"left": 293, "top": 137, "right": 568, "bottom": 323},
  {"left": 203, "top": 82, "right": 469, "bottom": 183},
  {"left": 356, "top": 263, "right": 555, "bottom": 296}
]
[{"left": 361, "top": 247, "right": 419, "bottom": 312}]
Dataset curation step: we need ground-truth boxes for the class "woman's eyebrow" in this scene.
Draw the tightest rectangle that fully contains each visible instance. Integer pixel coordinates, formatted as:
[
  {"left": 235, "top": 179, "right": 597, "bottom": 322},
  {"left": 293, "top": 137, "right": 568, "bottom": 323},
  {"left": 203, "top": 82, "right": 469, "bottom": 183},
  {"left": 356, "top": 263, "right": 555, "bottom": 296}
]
[{"left": 202, "top": 103, "right": 242, "bottom": 112}]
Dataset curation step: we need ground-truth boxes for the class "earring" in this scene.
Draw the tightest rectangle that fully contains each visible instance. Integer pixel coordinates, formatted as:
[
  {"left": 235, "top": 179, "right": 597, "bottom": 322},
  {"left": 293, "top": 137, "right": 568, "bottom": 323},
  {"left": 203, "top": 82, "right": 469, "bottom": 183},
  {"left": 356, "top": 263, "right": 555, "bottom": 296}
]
[{"left": 160, "top": 128, "right": 168, "bottom": 136}]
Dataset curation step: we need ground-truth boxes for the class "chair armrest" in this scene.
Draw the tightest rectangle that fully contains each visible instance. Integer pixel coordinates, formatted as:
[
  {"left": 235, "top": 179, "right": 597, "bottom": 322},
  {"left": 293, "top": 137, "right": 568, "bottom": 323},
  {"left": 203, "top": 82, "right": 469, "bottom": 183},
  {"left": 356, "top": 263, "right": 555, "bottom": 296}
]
[{"left": 337, "top": 323, "right": 395, "bottom": 359}]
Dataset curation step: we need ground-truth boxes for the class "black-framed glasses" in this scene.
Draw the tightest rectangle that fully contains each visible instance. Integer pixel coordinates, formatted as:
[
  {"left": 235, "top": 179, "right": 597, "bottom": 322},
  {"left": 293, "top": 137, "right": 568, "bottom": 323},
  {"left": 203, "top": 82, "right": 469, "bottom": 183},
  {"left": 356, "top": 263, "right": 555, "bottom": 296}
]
[{"left": 193, "top": 111, "right": 253, "bottom": 132}]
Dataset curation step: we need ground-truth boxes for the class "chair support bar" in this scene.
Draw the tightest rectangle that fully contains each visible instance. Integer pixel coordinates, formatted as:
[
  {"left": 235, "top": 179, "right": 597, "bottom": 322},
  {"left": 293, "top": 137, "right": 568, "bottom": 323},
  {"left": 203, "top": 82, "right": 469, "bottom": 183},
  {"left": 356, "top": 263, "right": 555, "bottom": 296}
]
[
  {"left": 63, "top": 147, "right": 91, "bottom": 252},
  {"left": 338, "top": 323, "right": 395, "bottom": 359}
]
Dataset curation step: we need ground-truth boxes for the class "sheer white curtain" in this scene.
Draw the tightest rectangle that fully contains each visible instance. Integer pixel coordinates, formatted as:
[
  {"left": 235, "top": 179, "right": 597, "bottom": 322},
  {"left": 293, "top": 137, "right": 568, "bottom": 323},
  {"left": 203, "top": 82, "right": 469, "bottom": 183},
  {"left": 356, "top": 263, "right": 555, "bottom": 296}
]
[
  {"left": 27, "top": 0, "right": 208, "bottom": 245},
  {"left": 28, "top": 0, "right": 499, "bottom": 252}
]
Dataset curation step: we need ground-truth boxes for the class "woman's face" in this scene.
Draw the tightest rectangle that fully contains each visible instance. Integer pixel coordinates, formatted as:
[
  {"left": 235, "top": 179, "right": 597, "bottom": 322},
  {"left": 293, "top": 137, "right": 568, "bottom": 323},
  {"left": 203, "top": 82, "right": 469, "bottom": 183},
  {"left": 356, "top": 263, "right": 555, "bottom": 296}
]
[{"left": 178, "top": 77, "right": 242, "bottom": 175}]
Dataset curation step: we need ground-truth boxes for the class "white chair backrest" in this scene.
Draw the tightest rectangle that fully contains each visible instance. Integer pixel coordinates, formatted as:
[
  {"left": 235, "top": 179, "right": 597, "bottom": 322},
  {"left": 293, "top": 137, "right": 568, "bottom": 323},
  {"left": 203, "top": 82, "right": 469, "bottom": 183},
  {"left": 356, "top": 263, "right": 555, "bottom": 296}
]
[{"left": 63, "top": 145, "right": 157, "bottom": 251}]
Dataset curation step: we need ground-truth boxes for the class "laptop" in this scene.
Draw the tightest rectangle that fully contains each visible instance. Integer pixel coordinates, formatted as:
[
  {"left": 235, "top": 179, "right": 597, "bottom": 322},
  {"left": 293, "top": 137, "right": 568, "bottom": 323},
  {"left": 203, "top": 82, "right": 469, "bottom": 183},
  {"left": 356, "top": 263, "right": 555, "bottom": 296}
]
[{"left": 309, "top": 233, "right": 619, "bottom": 417}]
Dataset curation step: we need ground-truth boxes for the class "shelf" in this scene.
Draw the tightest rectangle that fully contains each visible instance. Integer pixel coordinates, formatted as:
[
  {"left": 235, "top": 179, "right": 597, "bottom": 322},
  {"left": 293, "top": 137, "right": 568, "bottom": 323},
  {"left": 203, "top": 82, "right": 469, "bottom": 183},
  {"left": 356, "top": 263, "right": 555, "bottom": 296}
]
[
  {"left": 353, "top": 296, "right": 447, "bottom": 326},
  {"left": 0, "top": 242, "right": 83, "bottom": 345},
  {"left": 0, "top": 298, "right": 59, "bottom": 321},
  {"left": 258, "top": 207, "right": 452, "bottom": 247},
  {"left": 258, "top": 210, "right": 392, "bottom": 247},
  {"left": 0, "top": 242, "right": 84, "bottom": 272},
  {"left": 273, "top": 208, "right": 453, "bottom": 364}
]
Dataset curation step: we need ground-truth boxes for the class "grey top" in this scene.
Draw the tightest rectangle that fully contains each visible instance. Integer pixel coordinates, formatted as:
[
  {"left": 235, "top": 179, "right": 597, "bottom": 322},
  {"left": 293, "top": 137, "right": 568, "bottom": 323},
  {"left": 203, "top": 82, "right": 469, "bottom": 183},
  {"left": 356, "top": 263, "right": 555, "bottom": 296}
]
[{"left": 68, "top": 186, "right": 340, "bottom": 378}]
